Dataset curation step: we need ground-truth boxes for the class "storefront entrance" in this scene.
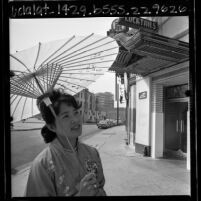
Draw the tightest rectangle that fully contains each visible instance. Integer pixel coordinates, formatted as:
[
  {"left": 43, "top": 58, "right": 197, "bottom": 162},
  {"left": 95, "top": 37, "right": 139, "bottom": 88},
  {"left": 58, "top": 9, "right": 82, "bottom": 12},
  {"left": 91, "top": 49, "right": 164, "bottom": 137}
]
[
  {"left": 164, "top": 84, "right": 188, "bottom": 159},
  {"left": 165, "top": 102, "right": 188, "bottom": 153}
]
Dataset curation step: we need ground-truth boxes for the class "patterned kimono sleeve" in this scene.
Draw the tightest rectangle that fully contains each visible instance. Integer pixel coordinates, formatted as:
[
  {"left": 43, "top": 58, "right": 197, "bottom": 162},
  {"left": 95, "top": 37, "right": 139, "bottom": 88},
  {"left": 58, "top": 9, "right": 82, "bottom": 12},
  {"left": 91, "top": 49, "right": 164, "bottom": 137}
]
[
  {"left": 24, "top": 160, "right": 56, "bottom": 197},
  {"left": 95, "top": 149, "right": 107, "bottom": 196}
]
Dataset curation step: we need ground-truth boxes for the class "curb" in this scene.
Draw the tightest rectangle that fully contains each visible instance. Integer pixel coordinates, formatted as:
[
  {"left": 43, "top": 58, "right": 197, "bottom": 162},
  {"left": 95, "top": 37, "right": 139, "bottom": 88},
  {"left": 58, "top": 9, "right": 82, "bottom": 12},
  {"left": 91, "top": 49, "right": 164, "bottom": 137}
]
[
  {"left": 21, "top": 122, "right": 44, "bottom": 124},
  {"left": 11, "top": 127, "right": 43, "bottom": 131}
]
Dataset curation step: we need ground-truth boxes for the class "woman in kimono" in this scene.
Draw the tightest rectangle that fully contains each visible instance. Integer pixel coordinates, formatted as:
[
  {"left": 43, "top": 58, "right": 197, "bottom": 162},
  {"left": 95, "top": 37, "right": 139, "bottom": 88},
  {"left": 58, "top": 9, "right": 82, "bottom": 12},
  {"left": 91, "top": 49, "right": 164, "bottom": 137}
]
[{"left": 25, "top": 89, "right": 106, "bottom": 196}]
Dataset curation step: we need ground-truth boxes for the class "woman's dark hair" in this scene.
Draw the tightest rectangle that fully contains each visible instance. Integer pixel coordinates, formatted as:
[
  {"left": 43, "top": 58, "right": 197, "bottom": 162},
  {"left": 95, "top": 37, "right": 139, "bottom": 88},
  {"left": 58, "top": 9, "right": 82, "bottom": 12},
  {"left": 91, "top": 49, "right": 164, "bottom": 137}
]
[
  {"left": 41, "top": 125, "right": 56, "bottom": 143},
  {"left": 37, "top": 89, "right": 81, "bottom": 143}
]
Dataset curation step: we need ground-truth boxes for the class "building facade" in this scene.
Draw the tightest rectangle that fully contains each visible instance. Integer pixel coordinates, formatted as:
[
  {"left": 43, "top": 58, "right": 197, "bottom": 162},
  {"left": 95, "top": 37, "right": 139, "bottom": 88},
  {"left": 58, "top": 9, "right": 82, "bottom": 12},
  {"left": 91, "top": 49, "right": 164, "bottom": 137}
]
[
  {"left": 74, "top": 89, "right": 97, "bottom": 123},
  {"left": 95, "top": 92, "right": 114, "bottom": 119},
  {"left": 108, "top": 17, "right": 190, "bottom": 170}
]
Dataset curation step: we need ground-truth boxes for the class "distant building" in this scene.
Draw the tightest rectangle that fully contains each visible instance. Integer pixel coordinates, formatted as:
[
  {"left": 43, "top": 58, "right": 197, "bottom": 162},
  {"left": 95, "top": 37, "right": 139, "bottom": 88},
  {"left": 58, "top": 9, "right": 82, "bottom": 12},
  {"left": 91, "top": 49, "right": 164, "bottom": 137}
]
[
  {"left": 95, "top": 92, "right": 114, "bottom": 111},
  {"left": 95, "top": 92, "right": 115, "bottom": 120},
  {"left": 74, "top": 89, "right": 96, "bottom": 123}
]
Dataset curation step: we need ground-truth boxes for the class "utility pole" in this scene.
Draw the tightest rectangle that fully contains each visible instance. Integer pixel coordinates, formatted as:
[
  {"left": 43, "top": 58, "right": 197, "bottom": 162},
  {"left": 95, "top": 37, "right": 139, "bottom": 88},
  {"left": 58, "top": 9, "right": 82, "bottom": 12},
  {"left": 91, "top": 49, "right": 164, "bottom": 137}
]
[
  {"left": 116, "top": 73, "right": 119, "bottom": 126},
  {"left": 95, "top": 95, "right": 98, "bottom": 124}
]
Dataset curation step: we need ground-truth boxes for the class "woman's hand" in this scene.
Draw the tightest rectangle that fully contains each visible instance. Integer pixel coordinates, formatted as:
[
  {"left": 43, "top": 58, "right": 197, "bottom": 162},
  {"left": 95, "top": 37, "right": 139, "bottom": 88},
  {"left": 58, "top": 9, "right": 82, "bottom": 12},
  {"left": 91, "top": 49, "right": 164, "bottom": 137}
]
[{"left": 77, "top": 172, "right": 99, "bottom": 196}]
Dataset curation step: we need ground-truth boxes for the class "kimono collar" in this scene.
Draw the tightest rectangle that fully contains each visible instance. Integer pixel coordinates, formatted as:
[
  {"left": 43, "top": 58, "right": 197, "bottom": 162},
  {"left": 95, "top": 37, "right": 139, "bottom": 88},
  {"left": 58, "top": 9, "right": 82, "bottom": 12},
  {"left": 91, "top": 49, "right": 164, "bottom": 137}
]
[{"left": 50, "top": 137, "right": 79, "bottom": 154}]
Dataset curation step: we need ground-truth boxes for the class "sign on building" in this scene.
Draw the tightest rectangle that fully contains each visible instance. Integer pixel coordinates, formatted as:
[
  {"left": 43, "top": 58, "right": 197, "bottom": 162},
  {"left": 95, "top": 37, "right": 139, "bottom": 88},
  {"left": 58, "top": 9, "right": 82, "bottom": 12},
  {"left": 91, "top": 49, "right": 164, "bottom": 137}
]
[
  {"left": 139, "top": 91, "right": 147, "bottom": 99},
  {"left": 118, "top": 17, "right": 158, "bottom": 32},
  {"left": 111, "top": 18, "right": 129, "bottom": 33}
]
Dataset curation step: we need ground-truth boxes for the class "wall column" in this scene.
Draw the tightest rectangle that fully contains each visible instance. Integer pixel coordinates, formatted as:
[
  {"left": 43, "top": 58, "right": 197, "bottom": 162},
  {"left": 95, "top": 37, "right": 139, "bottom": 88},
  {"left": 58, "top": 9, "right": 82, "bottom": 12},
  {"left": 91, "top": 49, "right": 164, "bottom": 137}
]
[
  {"left": 151, "top": 84, "right": 164, "bottom": 158},
  {"left": 129, "top": 84, "right": 136, "bottom": 147},
  {"left": 135, "top": 77, "right": 151, "bottom": 154},
  {"left": 127, "top": 94, "right": 131, "bottom": 144},
  {"left": 187, "top": 110, "right": 190, "bottom": 170},
  {"left": 151, "top": 112, "right": 164, "bottom": 158}
]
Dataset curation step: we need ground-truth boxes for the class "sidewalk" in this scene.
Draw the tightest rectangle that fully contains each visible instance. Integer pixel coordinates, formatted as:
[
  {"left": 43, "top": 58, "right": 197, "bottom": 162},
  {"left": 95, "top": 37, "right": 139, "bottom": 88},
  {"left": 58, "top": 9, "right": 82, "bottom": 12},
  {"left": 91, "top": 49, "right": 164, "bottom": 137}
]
[
  {"left": 11, "top": 125, "right": 190, "bottom": 197},
  {"left": 11, "top": 118, "right": 45, "bottom": 131}
]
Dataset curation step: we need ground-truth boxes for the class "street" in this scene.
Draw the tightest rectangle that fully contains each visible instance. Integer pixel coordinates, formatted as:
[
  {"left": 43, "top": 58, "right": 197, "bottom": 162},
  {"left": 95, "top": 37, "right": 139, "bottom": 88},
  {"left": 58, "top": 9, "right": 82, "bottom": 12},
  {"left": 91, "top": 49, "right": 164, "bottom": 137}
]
[{"left": 11, "top": 123, "right": 102, "bottom": 170}]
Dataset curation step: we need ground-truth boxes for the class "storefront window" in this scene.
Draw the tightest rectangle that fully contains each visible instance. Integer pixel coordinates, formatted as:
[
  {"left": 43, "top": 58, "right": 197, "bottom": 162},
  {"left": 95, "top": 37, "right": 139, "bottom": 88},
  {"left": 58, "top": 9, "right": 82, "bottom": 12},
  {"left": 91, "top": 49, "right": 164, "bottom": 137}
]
[{"left": 165, "top": 84, "right": 188, "bottom": 99}]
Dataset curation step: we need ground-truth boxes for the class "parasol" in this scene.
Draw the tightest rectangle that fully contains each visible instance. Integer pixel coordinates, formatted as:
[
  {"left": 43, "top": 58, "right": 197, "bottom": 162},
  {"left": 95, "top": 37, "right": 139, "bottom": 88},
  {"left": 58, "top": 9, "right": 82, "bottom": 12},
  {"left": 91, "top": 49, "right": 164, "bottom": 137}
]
[{"left": 10, "top": 33, "right": 118, "bottom": 123}]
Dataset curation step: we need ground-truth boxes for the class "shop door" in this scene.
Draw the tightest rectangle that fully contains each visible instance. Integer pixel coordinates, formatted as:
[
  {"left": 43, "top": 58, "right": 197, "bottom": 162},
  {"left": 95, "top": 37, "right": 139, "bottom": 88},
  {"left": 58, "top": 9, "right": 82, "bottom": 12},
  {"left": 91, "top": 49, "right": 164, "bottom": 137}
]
[{"left": 165, "top": 102, "right": 187, "bottom": 153}]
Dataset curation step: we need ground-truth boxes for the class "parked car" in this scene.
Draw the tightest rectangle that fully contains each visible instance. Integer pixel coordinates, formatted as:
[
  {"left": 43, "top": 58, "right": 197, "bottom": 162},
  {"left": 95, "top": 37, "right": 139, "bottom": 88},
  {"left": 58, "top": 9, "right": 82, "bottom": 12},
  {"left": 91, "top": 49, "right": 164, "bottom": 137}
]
[
  {"left": 97, "top": 120, "right": 110, "bottom": 129},
  {"left": 105, "top": 119, "right": 115, "bottom": 127},
  {"left": 114, "top": 119, "right": 123, "bottom": 125},
  {"left": 111, "top": 119, "right": 118, "bottom": 126}
]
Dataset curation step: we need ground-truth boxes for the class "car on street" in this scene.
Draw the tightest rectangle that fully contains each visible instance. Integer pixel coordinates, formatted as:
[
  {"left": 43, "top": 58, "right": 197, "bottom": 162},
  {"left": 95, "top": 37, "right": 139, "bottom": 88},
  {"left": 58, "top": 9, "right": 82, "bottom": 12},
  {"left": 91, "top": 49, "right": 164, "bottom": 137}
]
[
  {"left": 97, "top": 120, "right": 110, "bottom": 129},
  {"left": 112, "top": 119, "right": 124, "bottom": 125},
  {"left": 105, "top": 119, "right": 115, "bottom": 127},
  {"left": 97, "top": 119, "right": 120, "bottom": 129}
]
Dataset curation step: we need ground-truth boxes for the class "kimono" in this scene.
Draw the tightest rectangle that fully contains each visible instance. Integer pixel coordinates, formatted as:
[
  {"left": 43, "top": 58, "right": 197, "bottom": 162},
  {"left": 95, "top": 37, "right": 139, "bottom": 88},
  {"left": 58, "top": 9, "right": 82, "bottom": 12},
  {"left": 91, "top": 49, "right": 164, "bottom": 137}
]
[{"left": 25, "top": 138, "right": 106, "bottom": 197}]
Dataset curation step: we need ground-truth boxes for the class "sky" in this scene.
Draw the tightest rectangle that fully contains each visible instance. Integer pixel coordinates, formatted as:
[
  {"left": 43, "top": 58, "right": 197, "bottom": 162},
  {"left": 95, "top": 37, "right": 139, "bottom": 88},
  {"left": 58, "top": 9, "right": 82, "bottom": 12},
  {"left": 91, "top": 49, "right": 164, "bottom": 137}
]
[{"left": 9, "top": 17, "right": 118, "bottom": 95}]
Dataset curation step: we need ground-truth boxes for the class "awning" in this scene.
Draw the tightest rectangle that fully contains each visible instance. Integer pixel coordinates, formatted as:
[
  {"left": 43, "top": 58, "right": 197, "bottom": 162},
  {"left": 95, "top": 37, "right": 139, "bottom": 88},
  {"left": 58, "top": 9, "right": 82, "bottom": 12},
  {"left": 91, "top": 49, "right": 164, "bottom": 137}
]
[{"left": 109, "top": 29, "right": 189, "bottom": 76}]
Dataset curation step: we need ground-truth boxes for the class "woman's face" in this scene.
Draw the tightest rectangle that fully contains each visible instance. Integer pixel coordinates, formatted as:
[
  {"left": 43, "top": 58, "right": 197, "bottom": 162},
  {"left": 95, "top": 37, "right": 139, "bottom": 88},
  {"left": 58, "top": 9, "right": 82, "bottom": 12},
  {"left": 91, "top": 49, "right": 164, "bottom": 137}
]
[{"left": 53, "top": 102, "right": 82, "bottom": 139}]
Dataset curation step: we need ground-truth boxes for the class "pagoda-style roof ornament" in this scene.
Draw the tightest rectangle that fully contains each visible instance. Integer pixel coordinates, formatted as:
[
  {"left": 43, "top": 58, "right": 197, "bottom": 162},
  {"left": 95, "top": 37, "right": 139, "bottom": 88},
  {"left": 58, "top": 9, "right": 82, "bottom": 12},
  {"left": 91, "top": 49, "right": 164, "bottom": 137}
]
[{"left": 109, "top": 29, "right": 189, "bottom": 76}]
